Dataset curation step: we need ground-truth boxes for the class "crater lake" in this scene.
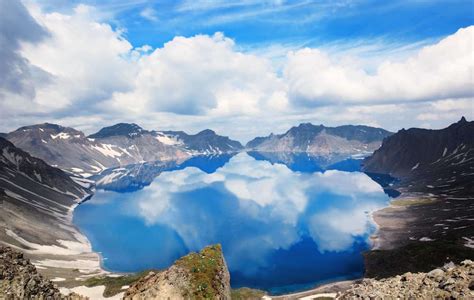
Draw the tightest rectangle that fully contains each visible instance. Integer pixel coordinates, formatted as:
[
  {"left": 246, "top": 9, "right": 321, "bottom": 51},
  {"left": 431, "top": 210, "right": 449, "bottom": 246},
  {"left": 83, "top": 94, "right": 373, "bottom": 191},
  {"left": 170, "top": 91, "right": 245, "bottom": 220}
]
[{"left": 73, "top": 152, "right": 390, "bottom": 294}]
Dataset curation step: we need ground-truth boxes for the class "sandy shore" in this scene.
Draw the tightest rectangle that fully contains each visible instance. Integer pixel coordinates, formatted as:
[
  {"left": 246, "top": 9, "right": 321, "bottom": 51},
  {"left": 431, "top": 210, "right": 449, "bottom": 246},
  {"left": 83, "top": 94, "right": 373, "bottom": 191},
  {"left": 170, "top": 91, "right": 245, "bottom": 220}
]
[{"left": 265, "top": 280, "right": 357, "bottom": 299}]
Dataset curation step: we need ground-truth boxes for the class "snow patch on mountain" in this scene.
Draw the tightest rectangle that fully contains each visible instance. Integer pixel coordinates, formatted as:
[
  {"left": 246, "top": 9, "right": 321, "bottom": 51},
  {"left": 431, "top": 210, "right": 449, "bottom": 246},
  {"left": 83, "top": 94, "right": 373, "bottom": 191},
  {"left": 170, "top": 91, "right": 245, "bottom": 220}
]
[
  {"left": 91, "top": 144, "right": 122, "bottom": 158},
  {"left": 155, "top": 133, "right": 183, "bottom": 146},
  {"left": 51, "top": 133, "right": 71, "bottom": 140}
]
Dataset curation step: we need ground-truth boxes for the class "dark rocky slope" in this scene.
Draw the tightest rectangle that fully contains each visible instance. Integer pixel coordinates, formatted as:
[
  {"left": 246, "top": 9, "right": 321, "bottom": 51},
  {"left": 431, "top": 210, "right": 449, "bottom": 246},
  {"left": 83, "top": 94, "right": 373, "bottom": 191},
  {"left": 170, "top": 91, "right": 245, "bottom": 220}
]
[
  {"left": 361, "top": 118, "right": 474, "bottom": 279},
  {"left": 0, "top": 137, "right": 101, "bottom": 284},
  {"left": 0, "top": 137, "right": 91, "bottom": 249},
  {"left": 88, "top": 123, "right": 149, "bottom": 139},
  {"left": 363, "top": 116, "right": 473, "bottom": 179}
]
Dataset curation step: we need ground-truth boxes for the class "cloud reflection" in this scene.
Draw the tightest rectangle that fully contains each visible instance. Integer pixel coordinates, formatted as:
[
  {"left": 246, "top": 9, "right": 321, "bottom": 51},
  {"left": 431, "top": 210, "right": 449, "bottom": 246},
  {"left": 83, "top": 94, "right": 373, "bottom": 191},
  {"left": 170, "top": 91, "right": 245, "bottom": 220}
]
[{"left": 128, "top": 153, "right": 388, "bottom": 266}]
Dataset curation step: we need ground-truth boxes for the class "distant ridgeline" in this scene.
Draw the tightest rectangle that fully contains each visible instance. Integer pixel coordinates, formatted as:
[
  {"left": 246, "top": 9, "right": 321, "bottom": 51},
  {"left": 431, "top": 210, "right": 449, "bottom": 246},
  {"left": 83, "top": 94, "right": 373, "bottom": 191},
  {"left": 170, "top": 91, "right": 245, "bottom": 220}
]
[
  {"left": 246, "top": 123, "right": 392, "bottom": 155},
  {"left": 3, "top": 122, "right": 391, "bottom": 177},
  {"left": 5, "top": 123, "right": 243, "bottom": 177}
]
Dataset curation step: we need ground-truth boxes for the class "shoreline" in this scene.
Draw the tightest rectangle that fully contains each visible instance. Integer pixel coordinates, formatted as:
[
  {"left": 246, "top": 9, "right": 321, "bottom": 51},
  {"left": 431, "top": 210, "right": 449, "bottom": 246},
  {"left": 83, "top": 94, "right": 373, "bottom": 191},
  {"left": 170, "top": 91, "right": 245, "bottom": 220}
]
[{"left": 265, "top": 192, "right": 398, "bottom": 299}]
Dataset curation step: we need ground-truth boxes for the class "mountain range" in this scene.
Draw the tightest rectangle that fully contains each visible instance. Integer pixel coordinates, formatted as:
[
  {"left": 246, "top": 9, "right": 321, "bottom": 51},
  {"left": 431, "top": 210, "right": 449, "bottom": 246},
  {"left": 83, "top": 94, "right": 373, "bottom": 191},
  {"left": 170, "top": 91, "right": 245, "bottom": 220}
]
[
  {"left": 0, "top": 118, "right": 472, "bottom": 298},
  {"left": 3, "top": 122, "right": 391, "bottom": 177},
  {"left": 246, "top": 123, "right": 392, "bottom": 156},
  {"left": 5, "top": 123, "right": 242, "bottom": 176}
]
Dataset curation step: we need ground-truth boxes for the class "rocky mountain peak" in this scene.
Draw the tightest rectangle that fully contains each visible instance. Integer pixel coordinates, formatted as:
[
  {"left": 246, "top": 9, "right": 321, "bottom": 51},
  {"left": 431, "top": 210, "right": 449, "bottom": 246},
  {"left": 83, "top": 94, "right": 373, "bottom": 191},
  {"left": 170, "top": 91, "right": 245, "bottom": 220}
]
[
  {"left": 288, "top": 122, "right": 323, "bottom": 134},
  {"left": 197, "top": 129, "right": 216, "bottom": 136},
  {"left": 18, "top": 123, "right": 64, "bottom": 132},
  {"left": 10, "top": 123, "right": 85, "bottom": 140},
  {"left": 124, "top": 244, "right": 231, "bottom": 299},
  {"left": 247, "top": 122, "right": 391, "bottom": 155},
  {"left": 88, "top": 123, "right": 148, "bottom": 139},
  {"left": 363, "top": 118, "right": 474, "bottom": 178},
  {"left": 450, "top": 116, "right": 470, "bottom": 129}
]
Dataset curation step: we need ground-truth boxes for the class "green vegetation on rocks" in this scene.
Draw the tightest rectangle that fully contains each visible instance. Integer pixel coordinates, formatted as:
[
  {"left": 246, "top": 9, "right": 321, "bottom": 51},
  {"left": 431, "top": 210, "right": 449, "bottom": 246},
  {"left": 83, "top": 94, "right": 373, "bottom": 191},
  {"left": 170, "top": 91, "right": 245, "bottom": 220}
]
[
  {"left": 124, "top": 244, "right": 231, "bottom": 300},
  {"left": 83, "top": 270, "right": 159, "bottom": 297},
  {"left": 391, "top": 197, "right": 437, "bottom": 207},
  {"left": 175, "top": 244, "right": 228, "bottom": 299},
  {"left": 231, "top": 287, "right": 266, "bottom": 300}
]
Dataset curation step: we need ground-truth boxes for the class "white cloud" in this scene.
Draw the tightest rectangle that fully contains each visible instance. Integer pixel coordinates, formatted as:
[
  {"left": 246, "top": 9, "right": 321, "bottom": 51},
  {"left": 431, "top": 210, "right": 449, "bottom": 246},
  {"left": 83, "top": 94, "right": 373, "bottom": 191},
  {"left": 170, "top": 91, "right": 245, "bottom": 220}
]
[
  {"left": 139, "top": 7, "right": 158, "bottom": 22},
  {"left": 285, "top": 26, "right": 474, "bottom": 106},
  {"left": 0, "top": 3, "right": 471, "bottom": 140},
  {"left": 131, "top": 153, "right": 388, "bottom": 256},
  {"left": 0, "top": 0, "right": 50, "bottom": 114},
  {"left": 18, "top": 4, "right": 135, "bottom": 112},
  {"left": 108, "top": 32, "right": 287, "bottom": 116}
]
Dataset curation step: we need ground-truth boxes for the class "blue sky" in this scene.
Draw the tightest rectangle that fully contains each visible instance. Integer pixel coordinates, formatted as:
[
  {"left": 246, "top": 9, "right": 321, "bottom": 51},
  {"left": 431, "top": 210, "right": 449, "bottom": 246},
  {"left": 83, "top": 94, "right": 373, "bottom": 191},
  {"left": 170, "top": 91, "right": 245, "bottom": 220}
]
[
  {"left": 0, "top": 0, "right": 473, "bottom": 141},
  {"left": 38, "top": 0, "right": 474, "bottom": 49}
]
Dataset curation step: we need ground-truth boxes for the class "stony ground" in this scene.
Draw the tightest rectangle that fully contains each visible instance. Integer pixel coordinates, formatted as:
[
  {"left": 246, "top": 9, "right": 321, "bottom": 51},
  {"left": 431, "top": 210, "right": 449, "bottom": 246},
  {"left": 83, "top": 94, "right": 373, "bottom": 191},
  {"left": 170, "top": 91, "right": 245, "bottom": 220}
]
[
  {"left": 0, "top": 246, "right": 85, "bottom": 299},
  {"left": 365, "top": 192, "right": 474, "bottom": 279},
  {"left": 339, "top": 260, "right": 474, "bottom": 299}
]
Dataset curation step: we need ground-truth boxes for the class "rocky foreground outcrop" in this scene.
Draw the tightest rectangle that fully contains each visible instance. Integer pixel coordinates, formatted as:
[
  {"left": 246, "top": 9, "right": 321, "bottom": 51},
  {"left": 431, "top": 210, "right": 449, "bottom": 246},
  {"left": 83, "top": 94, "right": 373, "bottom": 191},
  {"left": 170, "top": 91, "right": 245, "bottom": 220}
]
[
  {"left": 339, "top": 260, "right": 474, "bottom": 299},
  {"left": 0, "top": 246, "right": 84, "bottom": 299},
  {"left": 124, "top": 244, "right": 231, "bottom": 300}
]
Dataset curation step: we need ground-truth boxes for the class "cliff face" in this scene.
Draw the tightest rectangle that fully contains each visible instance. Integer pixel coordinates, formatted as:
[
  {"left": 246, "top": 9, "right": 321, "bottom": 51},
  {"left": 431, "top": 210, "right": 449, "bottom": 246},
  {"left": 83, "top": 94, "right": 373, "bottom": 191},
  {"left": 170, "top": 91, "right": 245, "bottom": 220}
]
[{"left": 124, "top": 244, "right": 231, "bottom": 300}]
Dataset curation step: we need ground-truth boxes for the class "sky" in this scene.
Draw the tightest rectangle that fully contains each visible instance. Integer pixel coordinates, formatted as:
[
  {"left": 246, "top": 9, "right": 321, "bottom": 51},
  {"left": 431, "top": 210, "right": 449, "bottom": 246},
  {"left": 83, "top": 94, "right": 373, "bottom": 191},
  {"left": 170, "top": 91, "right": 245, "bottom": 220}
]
[{"left": 0, "top": 0, "right": 473, "bottom": 142}]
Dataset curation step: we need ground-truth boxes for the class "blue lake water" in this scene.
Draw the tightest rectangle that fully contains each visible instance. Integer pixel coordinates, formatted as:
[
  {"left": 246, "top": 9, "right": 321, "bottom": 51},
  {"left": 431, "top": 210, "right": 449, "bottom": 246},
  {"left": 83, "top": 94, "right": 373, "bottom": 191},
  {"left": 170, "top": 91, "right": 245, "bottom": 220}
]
[{"left": 73, "top": 152, "right": 390, "bottom": 294}]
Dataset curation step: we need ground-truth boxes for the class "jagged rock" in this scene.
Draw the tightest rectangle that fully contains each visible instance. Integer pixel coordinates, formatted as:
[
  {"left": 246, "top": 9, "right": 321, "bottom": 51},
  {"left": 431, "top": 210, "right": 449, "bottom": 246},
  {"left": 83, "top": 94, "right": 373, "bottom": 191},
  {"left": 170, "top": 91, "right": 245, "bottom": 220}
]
[
  {"left": 427, "top": 268, "right": 445, "bottom": 281},
  {"left": 0, "top": 246, "right": 86, "bottom": 299},
  {"left": 124, "top": 244, "right": 231, "bottom": 300},
  {"left": 339, "top": 260, "right": 474, "bottom": 299}
]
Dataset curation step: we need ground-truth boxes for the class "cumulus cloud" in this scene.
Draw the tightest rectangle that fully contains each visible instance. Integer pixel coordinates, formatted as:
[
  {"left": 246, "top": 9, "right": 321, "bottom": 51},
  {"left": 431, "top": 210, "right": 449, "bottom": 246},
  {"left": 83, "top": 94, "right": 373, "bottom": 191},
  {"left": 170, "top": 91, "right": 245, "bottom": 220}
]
[
  {"left": 0, "top": 0, "right": 50, "bottom": 105},
  {"left": 109, "top": 32, "right": 287, "bottom": 116},
  {"left": 0, "top": 2, "right": 471, "bottom": 139},
  {"left": 285, "top": 26, "right": 474, "bottom": 106},
  {"left": 20, "top": 4, "right": 135, "bottom": 112}
]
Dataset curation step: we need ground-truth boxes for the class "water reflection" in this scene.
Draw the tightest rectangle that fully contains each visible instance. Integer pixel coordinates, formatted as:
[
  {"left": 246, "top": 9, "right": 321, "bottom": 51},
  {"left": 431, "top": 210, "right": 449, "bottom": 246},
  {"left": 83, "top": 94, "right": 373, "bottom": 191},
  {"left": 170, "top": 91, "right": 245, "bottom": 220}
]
[
  {"left": 247, "top": 151, "right": 362, "bottom": 173},
  {"left": 91, "top": 153, "right": 235, "bottom": 192},
  {"left": 74, "top": 153, "right": 389, "bottom": 294}
]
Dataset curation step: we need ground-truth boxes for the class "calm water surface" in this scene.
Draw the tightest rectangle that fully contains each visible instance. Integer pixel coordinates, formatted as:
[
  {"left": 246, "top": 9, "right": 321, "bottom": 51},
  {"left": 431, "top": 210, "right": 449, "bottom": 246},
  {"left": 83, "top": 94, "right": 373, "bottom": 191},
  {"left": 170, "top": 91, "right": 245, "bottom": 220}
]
[{"left": 74, "top": 153, "right": 390, "bottom": 294}]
